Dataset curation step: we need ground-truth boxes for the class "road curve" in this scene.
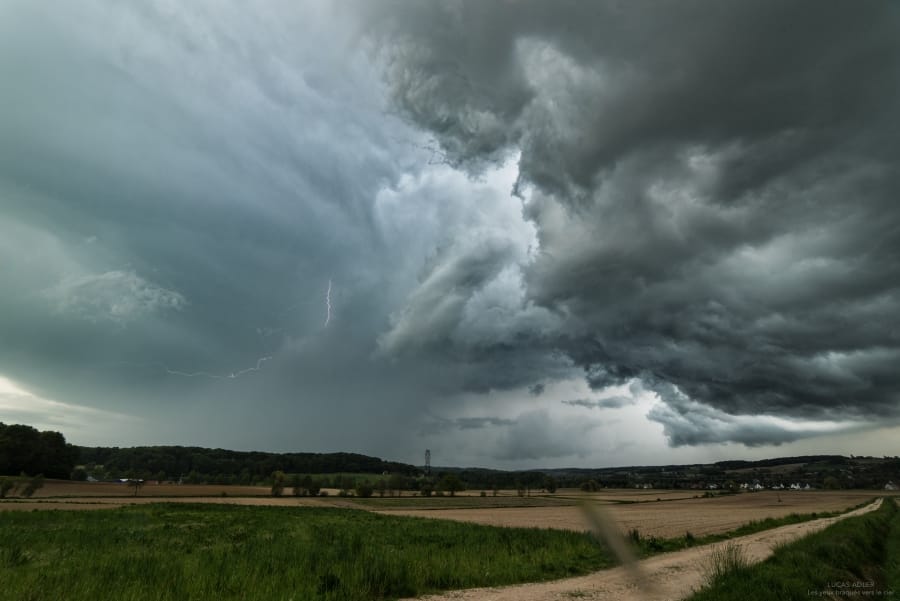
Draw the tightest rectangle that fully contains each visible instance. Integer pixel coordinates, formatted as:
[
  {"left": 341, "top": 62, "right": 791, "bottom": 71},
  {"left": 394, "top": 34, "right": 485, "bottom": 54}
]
[{"left": 404, "top": 498, "right": 883, "bottom": 601}]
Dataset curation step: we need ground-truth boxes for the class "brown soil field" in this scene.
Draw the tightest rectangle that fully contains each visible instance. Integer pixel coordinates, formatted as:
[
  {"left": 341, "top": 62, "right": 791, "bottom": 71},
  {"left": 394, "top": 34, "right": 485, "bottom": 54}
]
[
  {"left": 3, "top": 481, "right": 891, "bottom": 542},
  {"left": 22, "top": 480, "right": 273, "bottom": 498},
  {"left": 376, "top": 490, "right": 886, "bottom": 538},
  {"left": 555, "top": 489, "right": 703, "bottom": 503},
  {"left": 0, "top": 495, "right": 346, "bottom": 512}
]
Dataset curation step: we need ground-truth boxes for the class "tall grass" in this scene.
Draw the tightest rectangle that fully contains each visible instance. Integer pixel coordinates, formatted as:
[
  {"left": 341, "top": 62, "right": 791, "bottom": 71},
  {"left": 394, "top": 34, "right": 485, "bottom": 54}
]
[
  {"left": 701, "top": 542, "right": 749, "bottom": 586},
  {"left": 0, "top": 504, "right": 614, "bottom": 601},
  {"left": 888, "top": 498, "right": 900, "bottom": 594}
]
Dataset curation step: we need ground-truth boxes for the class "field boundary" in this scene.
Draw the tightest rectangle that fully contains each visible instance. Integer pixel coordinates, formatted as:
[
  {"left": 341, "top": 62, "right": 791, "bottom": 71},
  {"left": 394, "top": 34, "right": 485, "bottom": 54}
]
[{"left": 403, "top": 498, "right": 884, "bottom": 601}]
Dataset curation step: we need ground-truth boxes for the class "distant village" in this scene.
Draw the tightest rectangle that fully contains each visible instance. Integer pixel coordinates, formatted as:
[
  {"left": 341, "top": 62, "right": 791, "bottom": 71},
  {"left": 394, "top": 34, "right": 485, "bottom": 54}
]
[{"left": 632, "top": 480, "right": 898, "bottom": 491}]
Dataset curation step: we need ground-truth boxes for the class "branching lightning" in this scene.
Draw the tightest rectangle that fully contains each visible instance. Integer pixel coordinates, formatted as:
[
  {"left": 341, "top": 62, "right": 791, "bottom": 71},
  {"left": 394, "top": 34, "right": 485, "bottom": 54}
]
[
  {"left": 160, "top": 356, "right": 273, "bottom": 379},
  {"left": 109, "top": 356, "right": 274, "bottom": 381},
  {"left": 324, "top": 278, "right": 332, "bottom": 327},
  {"left": 104, "top": 280, "right": 328, "bottom": 382}
]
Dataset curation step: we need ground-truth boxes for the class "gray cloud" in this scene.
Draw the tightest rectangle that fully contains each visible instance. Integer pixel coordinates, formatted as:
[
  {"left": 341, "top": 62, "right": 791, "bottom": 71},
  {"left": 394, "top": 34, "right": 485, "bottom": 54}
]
[
  {"left": 456, "top": 416, "right": 516, "bottom": 430},
  {"left": 0, "top": 1, "right": 449, "bottom": 453},
  {"left": 493, "top": 409, "right": 601, "bottom": 461},
  {"left": 42, "top": 271, "right": 186, "bottom": 324},
  {"left": 563, "top": 396, "right": 634, "bottom": 410},
  {"left": 420, "top": 415, "right": 518, "bottom": 436},
  {"left": 643, "top": 382, "right": 869, "bottom": 447},
  {"left": 363, "top": 1, "right": 900, "bottom": 446}
]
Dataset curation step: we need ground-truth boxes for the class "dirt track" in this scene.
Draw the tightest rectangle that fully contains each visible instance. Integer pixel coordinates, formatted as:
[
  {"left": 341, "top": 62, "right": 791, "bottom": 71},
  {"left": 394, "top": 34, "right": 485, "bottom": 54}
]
[{"left": 403, "top": 499, "right": 883, "bottom": 601}]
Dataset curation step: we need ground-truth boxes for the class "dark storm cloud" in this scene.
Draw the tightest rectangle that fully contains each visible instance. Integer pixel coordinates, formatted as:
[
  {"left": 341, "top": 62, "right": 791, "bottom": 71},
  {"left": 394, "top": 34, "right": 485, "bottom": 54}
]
[
  {"left": 4, "top": 0, "right": 899, "bottom": 464},
  {"left": 456, "top": 416, "right": 516, "bottom": 430},
  {"left": 364, "top": 1, "right": 900, "bottom": 445},
  {"left": 0, "top": 2, "right": 396, "bottom": 385},
  {"left": 0, "top": 1, "right": 506, "bottom": 457},
  {"left": 492, "top": 409, "right": 600, "bottom": 461},
  {"left": 527, "top": 383, "right": 545, "bottom": 397},
  {"left": 420, "top": 414, "right": 517, "bottom": 435},
  {"left": 1, "top": 1, "right": 598, "bottom": 463}
]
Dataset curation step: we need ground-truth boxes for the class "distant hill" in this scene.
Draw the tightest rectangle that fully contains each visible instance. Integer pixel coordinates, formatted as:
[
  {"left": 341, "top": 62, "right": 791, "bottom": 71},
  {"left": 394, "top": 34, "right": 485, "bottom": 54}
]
[
  {"left": 76, "top": 445, "right": 418, "bottom": 484},
  {"left": 436, "top": 455, "right": 900, "bottom": 491},
  {"left": 2, "top": 422, "right": 897, "bottom": 490}
]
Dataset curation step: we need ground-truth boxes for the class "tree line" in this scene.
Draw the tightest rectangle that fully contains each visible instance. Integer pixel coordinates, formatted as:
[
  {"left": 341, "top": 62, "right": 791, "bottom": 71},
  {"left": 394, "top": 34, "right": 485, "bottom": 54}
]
[
  {"left": 0, "top": 423, "right": 78, "bottom": 479},
  {"left": 76, "top": 445, "right": 419, "bottom": 483}
]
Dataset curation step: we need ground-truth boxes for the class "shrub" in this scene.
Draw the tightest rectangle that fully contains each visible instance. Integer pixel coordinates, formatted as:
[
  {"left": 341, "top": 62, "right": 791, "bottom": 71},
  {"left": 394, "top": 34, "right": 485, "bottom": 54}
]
[
  {"left": 20, "top": 475, "right": 44, "bottom": 498},
  {"left": 702, "top": 542, "right": 749, "bottom": 586},
  {"left": 628, "top": 529, "right": 642, "bottom": 544},
  {"left": 0, "top": 478, "right": 15, "bottom": 498},
  {"left": 271, "top": 470, "right": 285, "bottom": 497}
]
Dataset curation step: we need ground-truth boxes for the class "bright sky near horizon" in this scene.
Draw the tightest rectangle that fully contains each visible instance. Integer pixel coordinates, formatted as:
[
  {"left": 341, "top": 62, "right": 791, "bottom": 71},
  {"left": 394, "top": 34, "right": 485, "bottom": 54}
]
[{"left": 2, "top": 1, "right": 899, "bottom": 468}]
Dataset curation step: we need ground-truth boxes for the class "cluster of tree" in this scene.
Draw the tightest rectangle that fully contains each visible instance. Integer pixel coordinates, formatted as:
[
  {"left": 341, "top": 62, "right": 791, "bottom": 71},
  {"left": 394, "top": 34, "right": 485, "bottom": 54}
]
[
  {"left": 76, "top": 445, "right": 418, "bottom": 483},
  {"left": 0, "top": 474, "right": 45, "bottom": 498},
  {"left": 433, "top": 468, "right": 559, "bottom": 493},
  {"left": 580, "top": 479, "right": 601, "bottom": 492},
  {"left": 269, "top": 472, "right": 325, "bottom": 497},
  {"left": 355, "top": 474, "right": 408, "bottom": 497},
  {"left": 343, "top": 473, "right": 468, "bottom": 498},
  {"left": 0, "top": 423, "right": 78, "bottom": 479}
]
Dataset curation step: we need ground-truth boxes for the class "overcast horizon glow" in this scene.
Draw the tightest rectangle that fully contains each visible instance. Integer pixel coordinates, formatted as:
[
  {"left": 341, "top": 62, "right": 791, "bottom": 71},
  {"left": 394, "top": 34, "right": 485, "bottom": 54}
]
[{"left": 2, "top": 1, "right": 899, "bottom": 469}]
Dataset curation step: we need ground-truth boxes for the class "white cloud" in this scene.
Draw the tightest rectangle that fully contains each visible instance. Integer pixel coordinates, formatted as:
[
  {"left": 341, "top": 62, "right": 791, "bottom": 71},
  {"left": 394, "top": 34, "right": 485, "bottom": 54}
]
[
  {"left": 43, "top": 270, "right": 186, "bottom": 324},
  {"left": 376, "top": 155, "right": 560, "bottom": 355}
]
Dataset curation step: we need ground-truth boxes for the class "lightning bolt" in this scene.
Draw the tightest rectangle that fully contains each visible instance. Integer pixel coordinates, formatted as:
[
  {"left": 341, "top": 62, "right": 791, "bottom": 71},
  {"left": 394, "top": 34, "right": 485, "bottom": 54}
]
[
  {"left": 324, "top": 278, "right": 332, "bottom": 327},
  {"left": 107, "top": 356, "right": 273, "bottom": 381},
  {"left": 101, "top": 281, "right": 328, "bottom": 382},
  {"left": 170, "top": 356, "right": 272, "bottom": 380},
  {"left": 230, "top": 355, "right": 272, "bottom": 378},
  {"left": 162, "top": 356, "right": 272, "bottom": 380}
]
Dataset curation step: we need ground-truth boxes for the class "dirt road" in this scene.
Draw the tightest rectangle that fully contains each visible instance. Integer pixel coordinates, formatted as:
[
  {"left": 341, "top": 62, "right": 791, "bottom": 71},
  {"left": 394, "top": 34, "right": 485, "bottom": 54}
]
[{"left": 404, "top": 498, "right": 883, "bottom": 601}]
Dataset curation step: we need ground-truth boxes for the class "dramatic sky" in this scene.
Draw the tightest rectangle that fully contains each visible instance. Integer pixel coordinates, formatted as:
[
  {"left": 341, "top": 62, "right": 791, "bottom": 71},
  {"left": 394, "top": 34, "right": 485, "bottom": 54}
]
[{"left": 2, "top": 1, "right": 899, "bottom": 468}]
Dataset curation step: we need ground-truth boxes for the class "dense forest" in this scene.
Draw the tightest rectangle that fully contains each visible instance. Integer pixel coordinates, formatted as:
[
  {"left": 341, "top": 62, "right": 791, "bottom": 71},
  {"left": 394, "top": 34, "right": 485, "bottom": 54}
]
[
  {"left": 76, "top": 445, "right": 418, "bottom": 484},
  {"left": 0, "top": 423, "right": 79, "bottom": 478}
]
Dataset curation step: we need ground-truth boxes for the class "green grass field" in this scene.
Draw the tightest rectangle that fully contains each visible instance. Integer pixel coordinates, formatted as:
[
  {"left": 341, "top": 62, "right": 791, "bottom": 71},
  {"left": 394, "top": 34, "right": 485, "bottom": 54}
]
[
  {"left": 0, "top": 500, "right": 881, "bottom": 601},
  {"left": 0, "top": 504, "right": 613, "bottom": 601},
  {"left": 687, "top": 498, "right": 899, "bottom": 600}
]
